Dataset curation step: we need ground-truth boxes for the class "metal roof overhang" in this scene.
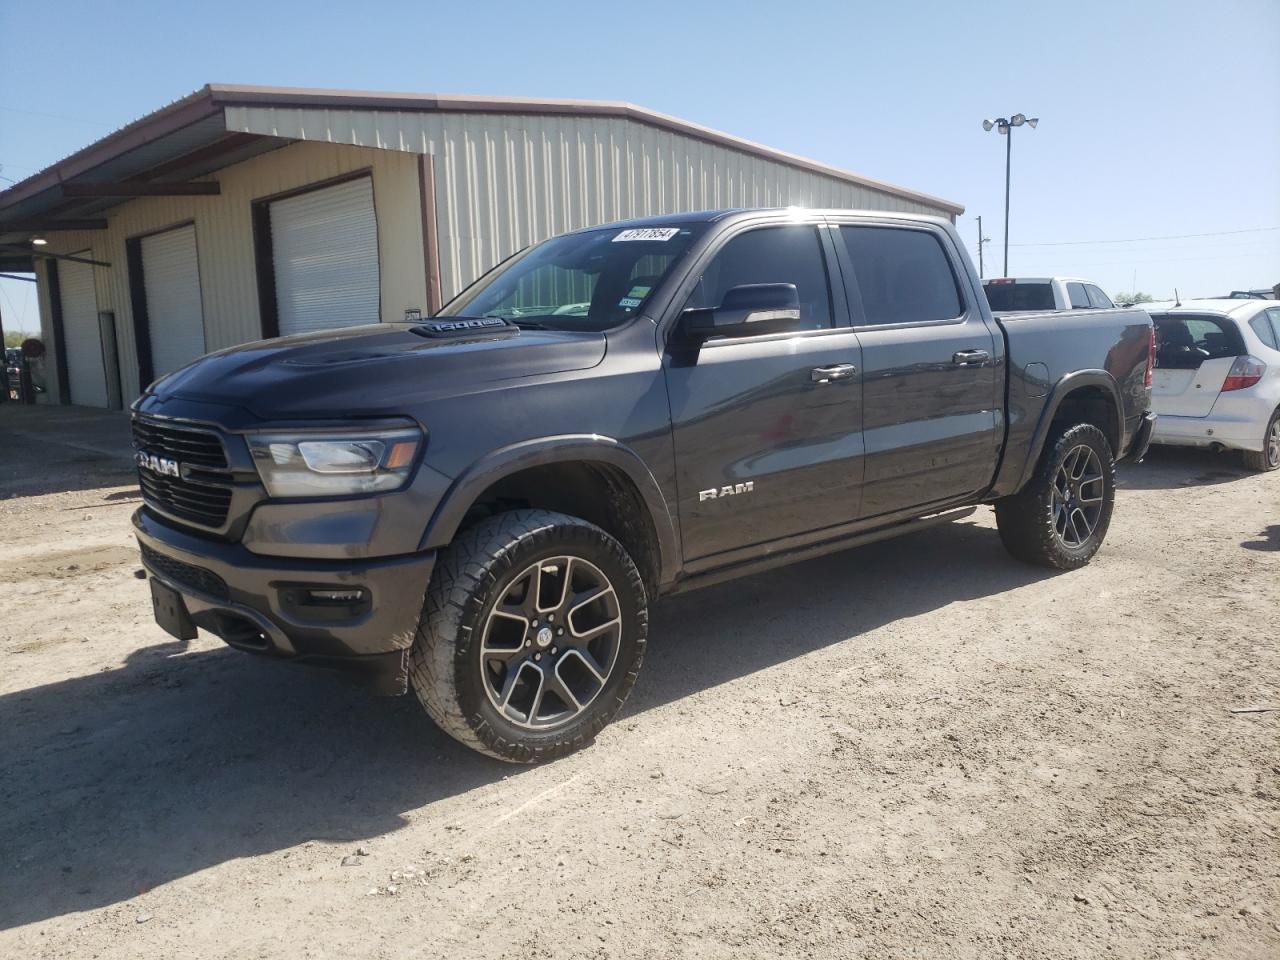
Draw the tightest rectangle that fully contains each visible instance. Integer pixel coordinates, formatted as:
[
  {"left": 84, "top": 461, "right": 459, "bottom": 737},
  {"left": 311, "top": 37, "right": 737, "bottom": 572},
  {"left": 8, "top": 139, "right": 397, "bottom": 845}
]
[
  {"left": 0, "top": 88, "right": 291, "bottom": 269},
  {"left": 0, "top": 84, "right": 966, "bottom": 271}
]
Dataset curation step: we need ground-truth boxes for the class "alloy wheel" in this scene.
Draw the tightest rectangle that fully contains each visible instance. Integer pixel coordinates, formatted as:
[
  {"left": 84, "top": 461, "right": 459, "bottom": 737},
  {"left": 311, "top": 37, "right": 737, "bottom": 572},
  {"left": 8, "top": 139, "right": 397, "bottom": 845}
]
[
  {"left": 479, "top": 556, "right": 622, "bottom": 730},
  {"left": 1268, "top": 418, "right": 1280, "bottom": 468},
  {"left": 1052, "top": 444, "right": 1105, "bottom": 548}
]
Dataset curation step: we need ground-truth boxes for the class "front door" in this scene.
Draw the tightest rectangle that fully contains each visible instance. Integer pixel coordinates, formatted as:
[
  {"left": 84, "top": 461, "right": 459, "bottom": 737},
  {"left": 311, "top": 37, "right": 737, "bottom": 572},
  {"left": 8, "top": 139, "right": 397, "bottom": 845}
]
[
  {"left": 664, "top": 223, "right": 864, "bottom": 561},
  {"left": 832, "top": 222, "right": 1002, "bottom": 518}
]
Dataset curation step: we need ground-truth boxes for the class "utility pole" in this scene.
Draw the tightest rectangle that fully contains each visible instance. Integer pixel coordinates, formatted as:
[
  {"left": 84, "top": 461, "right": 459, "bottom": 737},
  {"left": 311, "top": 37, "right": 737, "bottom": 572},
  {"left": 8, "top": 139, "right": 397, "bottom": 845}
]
[{"left": 976, "top": 215, "right": 989, "bottom": 279}]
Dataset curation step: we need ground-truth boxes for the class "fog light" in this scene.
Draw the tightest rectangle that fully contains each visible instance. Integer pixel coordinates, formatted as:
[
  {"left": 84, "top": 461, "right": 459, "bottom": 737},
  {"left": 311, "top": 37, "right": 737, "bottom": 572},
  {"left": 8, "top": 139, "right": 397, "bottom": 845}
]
[{"left": 307, "top": 588, "right": 365, "bottom": 603}]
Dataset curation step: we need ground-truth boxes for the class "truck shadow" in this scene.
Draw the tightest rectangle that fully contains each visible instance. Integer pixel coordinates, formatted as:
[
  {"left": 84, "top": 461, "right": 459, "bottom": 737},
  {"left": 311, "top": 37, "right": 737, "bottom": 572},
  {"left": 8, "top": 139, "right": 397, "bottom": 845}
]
[{"left": 0, "top": 518, "right": 1054, "bottom": 930}]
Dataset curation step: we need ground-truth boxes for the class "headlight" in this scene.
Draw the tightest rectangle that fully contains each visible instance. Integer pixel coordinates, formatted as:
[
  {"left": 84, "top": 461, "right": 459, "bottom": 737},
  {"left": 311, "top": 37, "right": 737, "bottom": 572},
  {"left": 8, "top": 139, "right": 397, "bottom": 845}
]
[{"left": 247, "top": 427, "right": 422, "bottom": 497}]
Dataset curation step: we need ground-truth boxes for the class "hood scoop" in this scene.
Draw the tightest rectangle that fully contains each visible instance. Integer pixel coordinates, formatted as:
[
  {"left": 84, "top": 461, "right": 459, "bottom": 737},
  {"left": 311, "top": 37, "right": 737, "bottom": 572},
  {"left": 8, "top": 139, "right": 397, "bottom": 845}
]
[{"left": 411, "top": 317, "right": 520, "bottom": 340}]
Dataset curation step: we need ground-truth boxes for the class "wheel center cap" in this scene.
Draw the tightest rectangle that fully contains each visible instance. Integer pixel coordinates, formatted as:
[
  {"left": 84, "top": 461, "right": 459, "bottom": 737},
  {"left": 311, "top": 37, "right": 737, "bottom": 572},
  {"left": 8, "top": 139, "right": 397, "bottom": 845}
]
[{"left": 534, "top": 626, "right": 554, "bottom": 649}]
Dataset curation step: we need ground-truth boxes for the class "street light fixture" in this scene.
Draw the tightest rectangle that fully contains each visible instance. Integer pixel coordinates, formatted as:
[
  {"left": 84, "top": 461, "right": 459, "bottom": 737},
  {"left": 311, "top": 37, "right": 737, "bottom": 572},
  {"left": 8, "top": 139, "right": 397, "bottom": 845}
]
[{"left": 983, "top": 113, "right": 1039, "bottom": 275}]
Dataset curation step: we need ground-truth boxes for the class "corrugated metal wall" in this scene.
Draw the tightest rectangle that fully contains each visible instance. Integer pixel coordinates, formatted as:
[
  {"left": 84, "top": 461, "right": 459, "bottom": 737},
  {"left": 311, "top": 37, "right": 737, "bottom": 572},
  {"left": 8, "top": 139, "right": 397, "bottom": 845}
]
[
  {"left": 225, "top": 107, "right": 952, "bottom": 301},
  {"left": 37, "top": 141, "right": 424, "bottom": 402},
  {"left": 34, "top": 106, "right": 957, "bottom": 405}
]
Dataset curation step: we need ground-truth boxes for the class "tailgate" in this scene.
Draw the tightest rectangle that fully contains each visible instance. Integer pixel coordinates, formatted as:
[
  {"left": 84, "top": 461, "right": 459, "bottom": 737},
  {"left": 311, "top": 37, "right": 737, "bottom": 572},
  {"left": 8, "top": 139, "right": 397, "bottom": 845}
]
[
  {"left": 1151, "top": 314, "right": 1244, "bottom": 418},
  {"left": 1152, "top": 359, "right": 1234, "bottom": 417}
]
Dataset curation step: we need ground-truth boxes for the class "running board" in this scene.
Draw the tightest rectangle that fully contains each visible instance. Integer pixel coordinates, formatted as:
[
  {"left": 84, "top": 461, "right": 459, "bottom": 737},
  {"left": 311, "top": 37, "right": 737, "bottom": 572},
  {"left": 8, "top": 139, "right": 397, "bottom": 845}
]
[{"left": 667, "top": 506, "right": 978, "bottom": 596}]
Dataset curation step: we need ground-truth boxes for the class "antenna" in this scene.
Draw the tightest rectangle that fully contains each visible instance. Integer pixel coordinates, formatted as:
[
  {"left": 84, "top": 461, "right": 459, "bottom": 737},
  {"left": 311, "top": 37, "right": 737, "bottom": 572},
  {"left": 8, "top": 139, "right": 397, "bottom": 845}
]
[{"left": 1174, "top": 288, "right": 1182, "bottom": 307}]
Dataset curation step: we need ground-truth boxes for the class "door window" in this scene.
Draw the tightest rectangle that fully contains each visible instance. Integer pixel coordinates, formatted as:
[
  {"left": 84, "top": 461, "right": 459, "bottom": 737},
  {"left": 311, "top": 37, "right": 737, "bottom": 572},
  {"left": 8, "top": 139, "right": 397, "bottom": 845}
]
[
  {"left": 1067, "top": 282, "right": 1091, "bottom": 309},
  {"left": 686, "top": 225, "right": 833, "bottom": 330},
  {"left": 838, "top": 226, "right": 962, "bottom": 324},
  {"left": 1085, "top": 284, "right": 1114, "bottom": 309}
]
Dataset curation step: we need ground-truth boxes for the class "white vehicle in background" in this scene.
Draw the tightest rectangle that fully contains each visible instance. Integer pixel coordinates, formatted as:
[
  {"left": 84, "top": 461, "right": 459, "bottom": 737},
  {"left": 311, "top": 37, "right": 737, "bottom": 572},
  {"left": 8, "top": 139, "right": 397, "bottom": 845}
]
[
  {"left": 1148, "top": 298, "right": 1280, "bottom": 472},
  {"left": 984, "top": 276, "right": 1116, "bottom": 312}
]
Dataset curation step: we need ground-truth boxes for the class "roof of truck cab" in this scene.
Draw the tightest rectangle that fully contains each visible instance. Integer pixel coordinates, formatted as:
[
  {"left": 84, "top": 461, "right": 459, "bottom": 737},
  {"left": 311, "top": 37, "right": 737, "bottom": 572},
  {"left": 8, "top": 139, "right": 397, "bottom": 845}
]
[{"left": 565, "top": 208, "right": 949, "bottom": 234}]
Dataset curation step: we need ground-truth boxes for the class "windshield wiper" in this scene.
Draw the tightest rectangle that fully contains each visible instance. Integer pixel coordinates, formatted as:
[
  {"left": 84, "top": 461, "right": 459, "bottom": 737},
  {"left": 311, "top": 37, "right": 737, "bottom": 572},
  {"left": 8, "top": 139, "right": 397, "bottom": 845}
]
[{"left": 506, "top": 319, "right": 552, "bottom": 330}]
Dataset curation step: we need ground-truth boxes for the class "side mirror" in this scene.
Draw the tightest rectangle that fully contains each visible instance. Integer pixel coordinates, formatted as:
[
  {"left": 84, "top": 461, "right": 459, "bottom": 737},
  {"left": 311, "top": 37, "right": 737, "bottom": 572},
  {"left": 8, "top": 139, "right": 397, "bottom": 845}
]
[{"left": 679, "top": 283, "right": 801, "bottom": 340}]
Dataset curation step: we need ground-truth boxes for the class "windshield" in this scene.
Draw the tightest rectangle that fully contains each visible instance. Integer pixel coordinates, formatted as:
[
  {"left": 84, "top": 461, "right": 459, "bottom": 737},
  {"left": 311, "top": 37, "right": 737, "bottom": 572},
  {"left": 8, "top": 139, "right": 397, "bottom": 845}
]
[
  {"left": 984, "top": 282, "right": 1055, "bottom": 311},
  {"left": 437, "top": 224, "right": 708, "bottom": 332}
]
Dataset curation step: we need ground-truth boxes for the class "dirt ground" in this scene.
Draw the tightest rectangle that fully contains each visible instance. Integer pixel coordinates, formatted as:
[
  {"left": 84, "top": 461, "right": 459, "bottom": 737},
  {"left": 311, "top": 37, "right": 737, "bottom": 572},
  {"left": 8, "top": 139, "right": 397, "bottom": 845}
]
[{"left": 1, "top": 404, "right": 1277, "bottom": 960}]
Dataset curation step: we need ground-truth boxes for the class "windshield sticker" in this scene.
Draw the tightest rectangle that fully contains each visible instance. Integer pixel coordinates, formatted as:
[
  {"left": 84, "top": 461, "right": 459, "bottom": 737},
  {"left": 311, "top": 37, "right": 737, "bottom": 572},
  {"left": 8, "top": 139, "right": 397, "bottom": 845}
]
[
  {"left": 618, "top": 297, "right": 643, "bottom": 309},
  {"left": 613, "top": 227, "right": 680, "bottom": 243},
  {"left": 627, "top": 285, "right": 651, "bottom": 298}
]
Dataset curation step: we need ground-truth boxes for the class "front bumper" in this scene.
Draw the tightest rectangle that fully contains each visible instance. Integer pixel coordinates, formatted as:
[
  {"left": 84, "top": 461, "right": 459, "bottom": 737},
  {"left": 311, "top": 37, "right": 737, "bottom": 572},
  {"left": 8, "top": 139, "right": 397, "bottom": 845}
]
[{"left": 133, "top": 507, "right": 436, "bottom": 694}]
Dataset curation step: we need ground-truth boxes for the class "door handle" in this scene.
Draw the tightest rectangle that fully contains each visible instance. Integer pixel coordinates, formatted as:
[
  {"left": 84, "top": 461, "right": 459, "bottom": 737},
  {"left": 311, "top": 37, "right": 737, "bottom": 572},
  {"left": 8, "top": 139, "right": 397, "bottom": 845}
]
[
  {"left": 952, "top": 349, "right": 990, "bottom": 366},
  {"left": 811, "top": 363, "right": 858, "bottom": 383}
]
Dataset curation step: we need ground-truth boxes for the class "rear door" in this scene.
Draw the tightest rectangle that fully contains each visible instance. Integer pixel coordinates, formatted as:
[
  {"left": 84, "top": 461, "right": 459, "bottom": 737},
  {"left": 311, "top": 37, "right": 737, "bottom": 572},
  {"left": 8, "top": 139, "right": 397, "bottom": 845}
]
[
  {"left": 833, "top": 221, "right": 1001, "bottom": 518},
  {"left": 664, "top": 222, "right": 865, "bottom": 560},
  {"left": 1151, "top": 313, "right": 1246, "bottom": 416}
]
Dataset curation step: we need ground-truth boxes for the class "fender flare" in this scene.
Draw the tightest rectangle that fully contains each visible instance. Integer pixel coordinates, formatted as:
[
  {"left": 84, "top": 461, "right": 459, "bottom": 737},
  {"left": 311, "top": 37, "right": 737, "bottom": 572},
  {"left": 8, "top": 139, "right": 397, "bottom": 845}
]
[
  {"left": 419, "top": 435, "right": 682, "bottom": 586},
  {"left": 1017, "top": 369, "right": 1124, "bottom": 490}
]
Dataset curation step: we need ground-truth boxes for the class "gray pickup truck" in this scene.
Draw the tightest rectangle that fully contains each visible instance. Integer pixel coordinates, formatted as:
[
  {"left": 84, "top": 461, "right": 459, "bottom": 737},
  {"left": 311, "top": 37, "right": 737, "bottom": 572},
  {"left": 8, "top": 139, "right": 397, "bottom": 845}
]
[{"left": 131, "top": 208, "right": 1156, "bottom": 762}]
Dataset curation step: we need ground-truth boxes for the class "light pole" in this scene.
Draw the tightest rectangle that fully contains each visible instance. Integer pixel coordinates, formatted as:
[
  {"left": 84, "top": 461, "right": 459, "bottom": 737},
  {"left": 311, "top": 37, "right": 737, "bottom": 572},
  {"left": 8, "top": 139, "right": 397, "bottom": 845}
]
[{"left": 982, "top": 113, "right": 1038, "bottom": 276}]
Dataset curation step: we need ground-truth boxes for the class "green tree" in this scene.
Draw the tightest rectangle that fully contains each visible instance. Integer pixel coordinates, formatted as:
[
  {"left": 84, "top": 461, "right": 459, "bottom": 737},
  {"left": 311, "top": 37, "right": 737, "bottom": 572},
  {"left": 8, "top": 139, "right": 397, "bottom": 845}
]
[
  {"left": 4, "top": 329, "right": 36, "bottom": 348},
  {"left": 1113, "top": 291, "right": 1154, "bottom": 307}
]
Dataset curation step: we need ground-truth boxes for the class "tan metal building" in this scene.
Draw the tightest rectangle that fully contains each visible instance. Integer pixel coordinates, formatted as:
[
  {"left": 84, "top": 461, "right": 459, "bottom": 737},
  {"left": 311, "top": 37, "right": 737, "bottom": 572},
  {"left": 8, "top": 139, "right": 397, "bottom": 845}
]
[{"left": 0, "top": 84, "right": 963, "bottom": 408}]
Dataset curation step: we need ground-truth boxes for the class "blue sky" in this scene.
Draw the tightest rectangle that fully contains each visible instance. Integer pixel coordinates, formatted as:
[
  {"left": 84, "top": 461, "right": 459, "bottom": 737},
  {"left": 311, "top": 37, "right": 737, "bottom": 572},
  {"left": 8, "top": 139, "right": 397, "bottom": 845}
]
[{"left": 1, "top": 0, "right": 1277, "bottom": 333}]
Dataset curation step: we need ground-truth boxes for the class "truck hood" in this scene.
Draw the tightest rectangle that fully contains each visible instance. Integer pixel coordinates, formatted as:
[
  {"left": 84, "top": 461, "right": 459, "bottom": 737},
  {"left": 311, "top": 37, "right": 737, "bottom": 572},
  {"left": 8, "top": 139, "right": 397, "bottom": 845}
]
[{"left": 145, "top": 323, "right": 606, "bottom": 420}]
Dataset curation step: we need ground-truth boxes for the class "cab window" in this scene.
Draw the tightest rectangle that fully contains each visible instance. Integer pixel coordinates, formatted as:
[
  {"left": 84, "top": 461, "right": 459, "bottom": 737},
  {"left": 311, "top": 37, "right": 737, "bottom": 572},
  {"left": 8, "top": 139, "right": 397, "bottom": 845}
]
[
  {"left": 1085, "top": 284, "right": 1114, "bottom": 309},
  {"left": 685, "top": 225, "right": 833, "bottom": 330},
  {"left": 839, "top": 226, "right": 962, "bottom": 324},
  {"left": 1067, "top": 282, "right": 1091, "bottom": 309}
]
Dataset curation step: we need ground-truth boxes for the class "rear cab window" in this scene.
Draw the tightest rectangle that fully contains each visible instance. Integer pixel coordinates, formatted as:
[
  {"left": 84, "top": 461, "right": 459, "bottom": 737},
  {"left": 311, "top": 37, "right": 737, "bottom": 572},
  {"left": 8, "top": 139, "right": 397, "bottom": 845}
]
[
  {"left": 984, "top": 282, "right": 1055, "bottom": 312},
  {"left": 838, "top": 226, "right": 962, "bottom": 324},
  {"left": 1151, "top": 314, "right": 1246, "bottom": 369}
]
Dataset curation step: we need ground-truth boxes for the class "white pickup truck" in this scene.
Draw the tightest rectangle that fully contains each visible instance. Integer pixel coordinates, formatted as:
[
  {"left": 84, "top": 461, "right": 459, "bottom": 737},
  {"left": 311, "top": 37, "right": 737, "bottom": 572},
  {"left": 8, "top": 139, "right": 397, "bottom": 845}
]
[{"left": 984, "top": 277, "right": 1116, "bottom": 313}]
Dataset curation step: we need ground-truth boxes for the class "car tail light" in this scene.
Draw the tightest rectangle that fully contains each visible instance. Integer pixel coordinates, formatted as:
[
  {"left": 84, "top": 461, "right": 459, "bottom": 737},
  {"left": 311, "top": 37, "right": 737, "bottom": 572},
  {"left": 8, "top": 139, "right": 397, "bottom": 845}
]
[
  {"left": 1221, "top": 355, "right": 1265, "bottom": 391},
  {"left": 1144, "top": 325, "right": 1156, "bottom": 387}
]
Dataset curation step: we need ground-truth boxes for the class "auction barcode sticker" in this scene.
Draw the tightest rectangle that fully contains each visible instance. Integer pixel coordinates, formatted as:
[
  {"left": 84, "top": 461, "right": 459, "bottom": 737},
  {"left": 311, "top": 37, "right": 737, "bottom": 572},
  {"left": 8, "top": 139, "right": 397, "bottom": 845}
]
[{"left": 613, "top": 227, "right": 681, "bottom": 242}]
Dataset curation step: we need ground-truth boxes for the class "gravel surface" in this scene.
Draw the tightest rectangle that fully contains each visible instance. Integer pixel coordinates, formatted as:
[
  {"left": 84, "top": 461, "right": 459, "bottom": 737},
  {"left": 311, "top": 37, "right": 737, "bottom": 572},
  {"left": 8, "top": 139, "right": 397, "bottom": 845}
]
[{"left": 0, "top": 407, "right": 1276, "bottom": 959}]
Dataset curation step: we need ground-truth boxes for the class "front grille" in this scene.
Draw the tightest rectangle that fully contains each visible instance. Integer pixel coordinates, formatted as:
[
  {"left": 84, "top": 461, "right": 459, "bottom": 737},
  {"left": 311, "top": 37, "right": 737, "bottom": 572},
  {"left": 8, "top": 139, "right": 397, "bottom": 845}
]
[
  {"left": 140, "top": 543, "right": 230, "bottom": 601},
  {"left": 132, "top": 417, "right": 234, "bottom": 528},
  {"left": 132, "top": 418, "right": 228, "bottom": 468}
]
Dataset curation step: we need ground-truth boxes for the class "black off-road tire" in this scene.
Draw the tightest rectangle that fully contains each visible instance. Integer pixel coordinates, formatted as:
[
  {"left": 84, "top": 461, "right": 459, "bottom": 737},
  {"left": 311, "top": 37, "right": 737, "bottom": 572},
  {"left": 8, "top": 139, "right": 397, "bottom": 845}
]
[
  {"left": 996, "top": 423, "right": 1117, "bottom": 570},
  {"left": 1241, "top": 408, "right": 1280, "bottom": 472},
  {"left": 409, "top": 509, "right": 647, "bottom": 763}
]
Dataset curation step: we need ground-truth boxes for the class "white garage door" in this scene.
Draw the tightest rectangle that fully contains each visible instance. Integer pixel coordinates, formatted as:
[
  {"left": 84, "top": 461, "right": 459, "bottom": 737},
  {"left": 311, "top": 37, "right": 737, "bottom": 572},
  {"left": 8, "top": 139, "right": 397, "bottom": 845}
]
[
  {"left": 141, "top": 224, "right": 206, "bottom": 377},
  {"left": 269, "top": 176, "right": 380, "bottom": 336},
  {"left": 58, "top": 257, "right": 108, "bottom": 408}
]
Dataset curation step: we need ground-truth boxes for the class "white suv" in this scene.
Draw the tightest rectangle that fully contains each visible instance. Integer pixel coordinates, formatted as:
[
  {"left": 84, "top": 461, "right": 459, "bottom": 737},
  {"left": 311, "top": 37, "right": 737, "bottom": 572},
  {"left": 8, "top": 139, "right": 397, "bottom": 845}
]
[{"left": 1148, "top": 298, "right": 1280, "bottom": 471}]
